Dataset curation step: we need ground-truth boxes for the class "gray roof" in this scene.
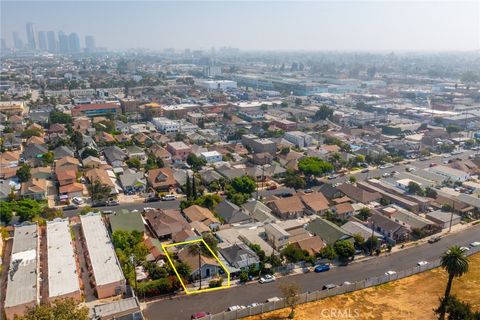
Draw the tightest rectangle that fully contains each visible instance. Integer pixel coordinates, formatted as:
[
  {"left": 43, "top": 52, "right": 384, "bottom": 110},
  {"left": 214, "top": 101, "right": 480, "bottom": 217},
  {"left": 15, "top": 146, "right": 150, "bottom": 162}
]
[
  {"left": 91, "top": 297, "right": 141, "bottom": 319},
  {"left": 53, "top": 145, "right": 74, "bottom": 159},
  {"left": 5, "top": 223, "right": 39, "bottom": 309},
  {"left": 80, "top": 213, "right": 125, "bottom": 286},
  {"left": 103, "top": 146, "right": 126, "bottom": 164},
  {"left": 118, "top": 170, "right": 146, "bottom": 188},
  {"left": 242, "top": 200, "right": 276, "bottom": 222},
  {"left": 341, "top": 221, "right": 383, "bottom": 240},
  {"left": 306, "top": 218, "right": 352, "bottom": 244},
  {"left": 109, "top": 210, "right": 145, "bottom": 233},
  {"left": 47, "top": 219, "right": 80, "bottom": 299},
  {"left": 219, "top": 243, "right": 260, "bottom": 269},
  {"left": 214, "top": 200, "right": 251, "bottom": 224},
  {"left": 426, "top": 210, "right": 461, "bottom": 223},
  {"left": 22, "top": 144, "right": 48, "bottom": 159}
]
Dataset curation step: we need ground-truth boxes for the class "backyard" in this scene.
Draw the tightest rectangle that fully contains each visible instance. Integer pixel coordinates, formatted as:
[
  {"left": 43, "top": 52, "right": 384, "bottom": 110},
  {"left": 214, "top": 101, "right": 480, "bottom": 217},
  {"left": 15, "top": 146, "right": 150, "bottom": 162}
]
[{"left": 245, "top": 253, "right": 480, "bottom": 320}]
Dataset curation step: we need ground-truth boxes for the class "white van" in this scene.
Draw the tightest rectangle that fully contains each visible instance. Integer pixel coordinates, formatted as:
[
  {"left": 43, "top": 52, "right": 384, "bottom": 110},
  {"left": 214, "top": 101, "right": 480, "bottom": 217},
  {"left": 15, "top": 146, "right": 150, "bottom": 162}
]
[{"left": 161, "top": 194, "right": 176, "bottom": 201}]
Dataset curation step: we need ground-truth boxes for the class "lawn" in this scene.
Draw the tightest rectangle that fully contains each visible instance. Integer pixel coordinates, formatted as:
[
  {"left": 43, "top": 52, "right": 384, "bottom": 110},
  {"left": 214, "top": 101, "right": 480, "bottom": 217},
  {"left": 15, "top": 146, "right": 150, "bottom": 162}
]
[{"left": 244, "top": 253, "right": 480, "bottom": 320}]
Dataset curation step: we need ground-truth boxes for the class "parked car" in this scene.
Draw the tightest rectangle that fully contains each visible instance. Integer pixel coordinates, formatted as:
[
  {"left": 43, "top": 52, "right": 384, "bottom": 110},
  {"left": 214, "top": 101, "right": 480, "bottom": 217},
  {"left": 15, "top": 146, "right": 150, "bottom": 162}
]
[
  {"left": 460, "top": 246, "right": 470, "bottom": 252},
  {"left": 259, "top": 275, "right": 275, "bottom": 284},
  {"left": 470, "top": 241, "right": 480, "bottom": 247},
  {"left": 191, "top": 312, "right": 209, "bottom": 319},
  {"left": 322, "top": 284, "right": 338, "bottom": 290},
  {"left": 63, "top": 204, "right": 78, "bottom": 211},
  {"left": 265, "top": 297, "right": 281, "bottom": 303},
  {"left": 145, "top": 196, "right": 161, "bottom": 203},
  {"left": 161, "top": 194, "right": 176, "bottom": 201},
  {"left": 278, "top": 192, "right": 293, "bottom": 198},
  {"left": 72, "top": 197, "right": 84, "bottom": 205},
  {"left": 304, "top": 189, "right": 313, "bottom": 193},
  {"left": 267, "top": 184, "right": 277, "bottom": 190},
  {"left": 227, "top": 305, "right": 245, "bottom": 311},
  {"left": 417, "top": 261, "right": 428, "bottom": 266},
  {"left": 106, "top": 199, "right": 119, "bottom": 206},
  {"left": 314, "top": 264, "right": 330, "bottom": 273},
  {"left": 91, "top": 201, "right": 107, "bottom": 207},
  {"left": 428, "top": 236, "right": 441, "bottom": 244},
  {"left": 361, "top": 169, "right": 369, "bottom": 173},
  {"left": 385, "top": 270, "right": 397, "bottom": 276}
]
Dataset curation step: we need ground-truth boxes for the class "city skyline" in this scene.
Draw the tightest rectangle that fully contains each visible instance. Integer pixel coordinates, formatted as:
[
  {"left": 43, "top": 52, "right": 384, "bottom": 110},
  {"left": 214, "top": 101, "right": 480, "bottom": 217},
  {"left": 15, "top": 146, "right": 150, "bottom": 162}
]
[{"left": 1, "top": 1, "right": 479, "bottom": 52}]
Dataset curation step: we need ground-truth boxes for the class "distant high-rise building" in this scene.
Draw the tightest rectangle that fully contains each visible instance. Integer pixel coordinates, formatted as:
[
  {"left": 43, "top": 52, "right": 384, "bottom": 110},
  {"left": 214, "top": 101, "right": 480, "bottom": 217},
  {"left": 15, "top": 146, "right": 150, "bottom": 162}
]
[
  {"left": 0, "top": 38, "right": 7, "bottom": 50},
  {"left": 37, "top": 31, "right": 47, "bottom": 51},
  {"left": 58, "top": 31, "right": 69, "bottom": 53},
  {"left": 12, "top": 32, "right": 23, "bottom": 50},
  {"left": 26, "top": 22, "right": 37, "bottom": 50},
  {"left": 68, "top": 33, "right": 80, "bottom": 53},
  {"left": 85, "top": 35, "right": 95, "bottom": 52},
  {"left": 47, "top": 31, "right": 57, "bottom": 52}
]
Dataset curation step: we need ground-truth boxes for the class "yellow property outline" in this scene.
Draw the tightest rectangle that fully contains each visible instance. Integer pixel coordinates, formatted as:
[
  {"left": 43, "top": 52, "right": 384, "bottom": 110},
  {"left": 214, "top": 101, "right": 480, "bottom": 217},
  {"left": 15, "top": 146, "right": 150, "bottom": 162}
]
[{"left": 162, "top": 238, "right": 231, "bottom": 294}]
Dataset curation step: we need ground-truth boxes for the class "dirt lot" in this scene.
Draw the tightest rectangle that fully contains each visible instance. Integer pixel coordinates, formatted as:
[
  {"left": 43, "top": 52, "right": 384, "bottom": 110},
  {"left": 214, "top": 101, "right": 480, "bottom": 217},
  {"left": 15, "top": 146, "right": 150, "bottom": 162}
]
[{"left": 245, "top": 253, "right": 480, "bottom": 320}]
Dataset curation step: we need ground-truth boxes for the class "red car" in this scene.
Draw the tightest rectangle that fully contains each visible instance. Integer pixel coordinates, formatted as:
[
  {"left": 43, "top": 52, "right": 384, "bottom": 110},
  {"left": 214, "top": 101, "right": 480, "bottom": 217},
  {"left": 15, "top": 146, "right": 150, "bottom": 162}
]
[
  {"left": 191, "top": 312, "right": 209, "bottom": 319},
  {"left": 267, "top": 184, "right": 277, "bottom": 190}
]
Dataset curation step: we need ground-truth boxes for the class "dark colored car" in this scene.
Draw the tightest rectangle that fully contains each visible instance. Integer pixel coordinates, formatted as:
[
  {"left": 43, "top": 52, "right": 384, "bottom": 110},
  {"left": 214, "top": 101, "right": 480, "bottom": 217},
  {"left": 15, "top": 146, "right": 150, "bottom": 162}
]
[
  {"left": 279, "top": 192, "right": 293, "bottom": 198},
  {"left": 322, "top": 284, "right": 337, "bottom": 290},
  {"left": 314, "top": 264, "right": 330, "bottom": 273},
  {"left": 91, "top": 201, "right": 107, "bottom": 207},
  {"left": 145, "top": 196, "right": 161, "bottom": 203},
  {"left": 63, "top": 204, "right": 78, "bottom": 211}
]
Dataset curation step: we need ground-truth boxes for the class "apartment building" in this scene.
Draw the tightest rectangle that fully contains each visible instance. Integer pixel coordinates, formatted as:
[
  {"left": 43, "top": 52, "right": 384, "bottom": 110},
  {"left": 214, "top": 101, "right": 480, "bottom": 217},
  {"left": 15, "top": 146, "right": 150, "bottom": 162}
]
[
  {"left": 4, "top": 223, "right": 40, "bottom": 320},
  {"left": 152, "top": 117, "right": 180, "bottom": 133},
  {"left": 47, "top": 219, "right": 81, "bottom": 302},
  {"left": 241, "top": 134, "right": 277, "bottom": 155},
  {"left": 80, "top": 213, "right": 126, "bottom": 299},
  {"left": 284, "top": 131, "right": 314, "bottom": 148}
]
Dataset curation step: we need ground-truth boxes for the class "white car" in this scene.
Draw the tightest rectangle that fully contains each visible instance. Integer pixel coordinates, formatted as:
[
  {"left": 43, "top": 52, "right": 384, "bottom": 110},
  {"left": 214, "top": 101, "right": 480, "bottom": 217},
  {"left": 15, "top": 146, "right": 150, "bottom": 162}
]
[
  {"left": 259, "top": 275, "right": 276, "bottom": 284},
  {"left": 417, "top": 261, "right": 428, "bottom": 266},
  {"left": 385, "top": 270, "right": 397, "bottom": 276},
  {"left": 469, "top": 241, "right": 480, "bottom": 247},
  {"left": 161, "top": 194, "right": 176, "bottom": 201},
  {"left": 460, "top": 246, "right": 470, "bottom": 252},
  {"left": 72, "top": 197, "right": 84, "bottom": 205},
  {"left": 227, "top": 305, "right": 245, "bottom": 311}
]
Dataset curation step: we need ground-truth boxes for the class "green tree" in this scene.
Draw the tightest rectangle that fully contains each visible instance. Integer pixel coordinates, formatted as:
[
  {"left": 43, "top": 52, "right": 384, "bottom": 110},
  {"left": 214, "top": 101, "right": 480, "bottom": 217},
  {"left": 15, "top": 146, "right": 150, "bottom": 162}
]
[
  {"left": 81, "top": 148, "right": 99, "bottom": 159},
  {"left": 42, "top": 151, "right": 54, "bottom": 165},
  {"left": 446, "top": 125, "right": 461, "bottom": 135},
  {"left": 298, "top": 157, "right": 334, "bottom": 178},
  {"left": 187, "top": 153, "right": 206, "bottom": 171},
  {"left": 353, "top": 233, "right": 365, "bottom": 249},
  {"left": 49, "top": 111, "right": 72, "bottom": 124},
  {"left": 357, "top": 207, "right": 372, "bottom": 221},
  {"left": 349, "top": 176, "right": 357, "bottom": 184},
  {"left": 16, "top": 164, "right": 31, "bottom": 182},
  {"left": 281, "top": 244, "right": 309, "bottom": 263},
  {"left": 21, "top": 128, "right": 42, "bottom": 138},
  {"left": 407, "top": 181, "right": 425, "bottom": 196},
  {"left": 125, "top": 157, "right": 141, "bottom": 169},
  {"left": 70, "top": 131, "right": 84, "bottom": 151},
  {"left": 230, "top": 175, "right": 256, "bottom": 195},
  {"left": 425, "top": 187, "right": 438, "bottom": 199},
  {"left": 314, "top": 105, "right": 334, "bottom": 120},
  {"left": 283, "top": 169, "right": 306, "bottom": 190},
  {"left": 192, "top": 175, "right": 198, "bottom": 200},
  {"left": 239, "top": 271, "right": 249, "bottom": 283},
  {"left": 17, "top": 298, "right": 88, "bottom": 320},
  {"left": 437, "top": 246, "right": 469, "bottom": 320},
  {"left": 280, "top": 147, "right": 290, "bottom": 155},
  {"left": 87, "top": 180, "right": 112, "bottom": 202},
  {"left": 318, "top": 244, "right": 337, "bottom": 260},
  {"left": 295, "top": 97, "right": 302, "bottom": 106},
  {"left": 334, "top": 240, "right": 355, "bottom": 264},
  {"left": 185, "top": 173, "right": 192, "bottom": 200},
  {"left": 194, "top": 194, "right": 222, "bottom": 210}
]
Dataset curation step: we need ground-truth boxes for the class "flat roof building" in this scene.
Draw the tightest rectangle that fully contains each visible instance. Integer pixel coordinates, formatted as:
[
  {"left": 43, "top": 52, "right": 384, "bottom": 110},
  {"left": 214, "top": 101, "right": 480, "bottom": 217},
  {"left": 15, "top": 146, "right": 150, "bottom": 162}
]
[
  {"left": 80, "top": 213, "right": 126, "bottom": 299},
  {"left": 46, "top": 219, "right": 81, "bottom": 301},
  {"left": 4, "top": 223, "right": 40, "bottom": 320}
]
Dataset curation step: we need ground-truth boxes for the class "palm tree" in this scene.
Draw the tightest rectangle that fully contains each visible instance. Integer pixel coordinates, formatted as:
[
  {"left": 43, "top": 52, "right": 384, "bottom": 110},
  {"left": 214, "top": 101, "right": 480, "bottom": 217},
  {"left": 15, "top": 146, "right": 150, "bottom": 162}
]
[{"left": 438, "top": 246, "right": 469, "bottom": 320}]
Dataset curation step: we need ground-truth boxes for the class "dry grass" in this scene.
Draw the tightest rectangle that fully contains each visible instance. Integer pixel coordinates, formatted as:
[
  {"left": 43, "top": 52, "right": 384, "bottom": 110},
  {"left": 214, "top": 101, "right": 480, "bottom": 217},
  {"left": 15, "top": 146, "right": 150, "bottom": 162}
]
[{"left": 244, "top": 253, "right": 480, "bottom": 320}]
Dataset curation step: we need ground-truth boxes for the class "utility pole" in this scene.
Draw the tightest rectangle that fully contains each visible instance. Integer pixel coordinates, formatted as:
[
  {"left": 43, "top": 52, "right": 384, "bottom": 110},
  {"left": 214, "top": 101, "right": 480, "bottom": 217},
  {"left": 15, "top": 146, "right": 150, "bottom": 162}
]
[
  {"left": 370, "top": 222, "right": 375, "bottom": 256},
  {"left": 448, "top": 201, "right": 455, "bottom": 233}
]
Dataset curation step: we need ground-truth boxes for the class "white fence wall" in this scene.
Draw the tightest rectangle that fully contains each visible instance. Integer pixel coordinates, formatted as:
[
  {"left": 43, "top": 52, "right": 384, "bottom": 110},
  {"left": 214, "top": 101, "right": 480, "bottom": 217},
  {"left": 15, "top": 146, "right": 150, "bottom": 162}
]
[{"left": 199, "top": 246, "right": 480, "bottom": 320}]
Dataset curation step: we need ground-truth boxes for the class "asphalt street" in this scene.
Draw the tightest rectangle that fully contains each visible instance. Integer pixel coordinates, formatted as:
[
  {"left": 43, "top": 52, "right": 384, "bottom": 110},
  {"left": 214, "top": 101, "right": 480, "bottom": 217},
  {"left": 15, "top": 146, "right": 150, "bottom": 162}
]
[{"left": 143, "top": 224, "right": 480, "bottom": 320}]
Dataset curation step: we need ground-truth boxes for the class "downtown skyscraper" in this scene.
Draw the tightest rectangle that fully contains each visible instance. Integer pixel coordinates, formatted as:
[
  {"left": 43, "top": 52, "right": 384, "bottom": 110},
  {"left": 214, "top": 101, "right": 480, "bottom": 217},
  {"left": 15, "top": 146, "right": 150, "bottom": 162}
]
[{"left": 25, "top": 22, "right": 37, "bottom": 50}]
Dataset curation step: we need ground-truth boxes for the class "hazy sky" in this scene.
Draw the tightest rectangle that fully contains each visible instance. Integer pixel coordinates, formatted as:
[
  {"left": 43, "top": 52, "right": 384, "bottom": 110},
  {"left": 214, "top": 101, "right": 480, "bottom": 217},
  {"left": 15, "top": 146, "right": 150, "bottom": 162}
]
[{"left": 1, "top": 1, "right": 479, "bottom": 51}]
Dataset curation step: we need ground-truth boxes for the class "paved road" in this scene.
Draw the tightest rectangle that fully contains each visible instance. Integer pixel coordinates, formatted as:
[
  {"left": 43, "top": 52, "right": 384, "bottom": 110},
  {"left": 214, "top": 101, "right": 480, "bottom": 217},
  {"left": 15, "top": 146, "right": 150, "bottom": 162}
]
[
  {"left": 144, "top": 224, "right": 480, "bottom": 320},
  {"left": 64, "top": 200, "right": 182, "bottom": 217},
  {"left": 63, "top": 187, "right": 295, "bottom": 217},
  {"left": 326, "top": 150, "right": 477, "bottom": 186}
]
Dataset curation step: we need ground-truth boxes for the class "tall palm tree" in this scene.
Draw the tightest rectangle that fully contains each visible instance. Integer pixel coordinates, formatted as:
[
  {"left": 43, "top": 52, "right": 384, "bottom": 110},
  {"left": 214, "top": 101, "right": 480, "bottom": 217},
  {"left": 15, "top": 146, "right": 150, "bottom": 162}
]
[{"left": 438, "top": 245, "right": 469, "bottom": 320}]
